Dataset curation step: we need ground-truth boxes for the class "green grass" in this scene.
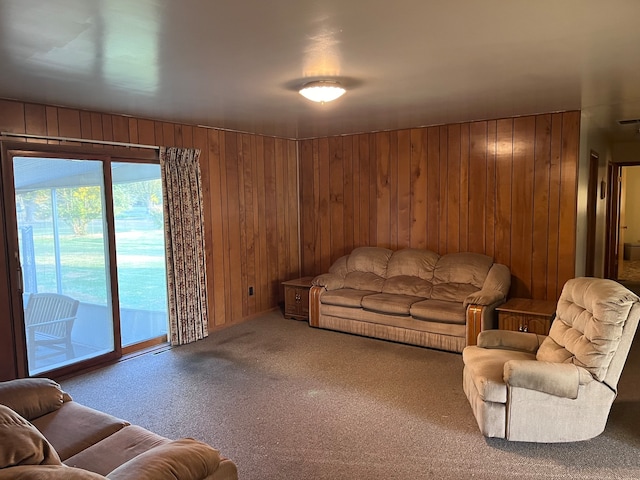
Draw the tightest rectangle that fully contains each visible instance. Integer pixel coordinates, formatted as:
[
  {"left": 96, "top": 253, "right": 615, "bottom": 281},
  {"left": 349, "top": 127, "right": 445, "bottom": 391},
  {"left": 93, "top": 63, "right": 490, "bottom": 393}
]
[{"left": 27, "top": 229, "right": 167, "bottom": 311}]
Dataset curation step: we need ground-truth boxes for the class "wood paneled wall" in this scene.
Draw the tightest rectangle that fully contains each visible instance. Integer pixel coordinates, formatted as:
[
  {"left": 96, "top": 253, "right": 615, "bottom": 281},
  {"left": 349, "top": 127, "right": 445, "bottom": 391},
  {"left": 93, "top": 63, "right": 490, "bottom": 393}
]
[
  {"left": 299, "top": 112, "right": 580, "bottom": 301},
  {"left": 0, "top": 99, "right": 300, "bottom": 332}
]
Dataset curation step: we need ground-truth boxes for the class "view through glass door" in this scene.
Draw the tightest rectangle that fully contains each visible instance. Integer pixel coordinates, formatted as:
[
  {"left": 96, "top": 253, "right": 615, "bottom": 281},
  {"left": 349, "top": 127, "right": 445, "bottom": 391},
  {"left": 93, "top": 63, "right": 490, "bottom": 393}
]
[
  {"left": 11, "top": 155, "right": 168, "bottom": 376},
  {"left": 112, "top": 162, "right": 168, "bottom": 348}
]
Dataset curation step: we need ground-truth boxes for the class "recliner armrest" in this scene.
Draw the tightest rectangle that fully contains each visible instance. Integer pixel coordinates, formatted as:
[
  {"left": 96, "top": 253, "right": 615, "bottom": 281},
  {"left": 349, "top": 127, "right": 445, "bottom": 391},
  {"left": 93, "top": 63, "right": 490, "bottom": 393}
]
[
  {"left": 477, "top": 330, "right": 545, "bottom": 353},
  {"left": 504, "top": 360, "right": 592, "bottom": 399}
]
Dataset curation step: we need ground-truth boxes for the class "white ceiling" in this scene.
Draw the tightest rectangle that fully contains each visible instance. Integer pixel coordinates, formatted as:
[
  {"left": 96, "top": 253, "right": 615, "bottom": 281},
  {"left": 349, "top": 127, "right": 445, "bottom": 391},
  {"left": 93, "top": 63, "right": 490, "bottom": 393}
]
[{"left": 2, "top": 0, "right": 640, "bottom": 141}]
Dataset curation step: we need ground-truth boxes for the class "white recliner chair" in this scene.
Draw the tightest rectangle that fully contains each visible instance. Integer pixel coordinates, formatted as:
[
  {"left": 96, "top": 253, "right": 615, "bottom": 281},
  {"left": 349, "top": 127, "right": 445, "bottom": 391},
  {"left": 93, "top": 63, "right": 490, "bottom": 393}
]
[{"left": 462, "top": 277, "right": 640, "bottom": 442}]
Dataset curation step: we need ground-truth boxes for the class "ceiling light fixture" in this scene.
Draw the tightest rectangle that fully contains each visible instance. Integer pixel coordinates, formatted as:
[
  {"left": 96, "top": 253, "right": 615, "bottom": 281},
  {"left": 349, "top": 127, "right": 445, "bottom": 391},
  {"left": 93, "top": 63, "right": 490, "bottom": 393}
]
[{"left": 299, "top": 80, "right": 346, "bottom": 103}]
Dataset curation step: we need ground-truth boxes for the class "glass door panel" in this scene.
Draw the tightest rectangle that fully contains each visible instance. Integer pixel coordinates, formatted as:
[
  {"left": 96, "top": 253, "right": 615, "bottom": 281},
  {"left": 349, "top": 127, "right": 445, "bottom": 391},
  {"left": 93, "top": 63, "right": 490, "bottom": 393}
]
[
  {"left": 13, "top": 157, "right": 115, "bottom": 375},
  {"left": 112, "top": 162, "right": 168, "bottom": 347}
]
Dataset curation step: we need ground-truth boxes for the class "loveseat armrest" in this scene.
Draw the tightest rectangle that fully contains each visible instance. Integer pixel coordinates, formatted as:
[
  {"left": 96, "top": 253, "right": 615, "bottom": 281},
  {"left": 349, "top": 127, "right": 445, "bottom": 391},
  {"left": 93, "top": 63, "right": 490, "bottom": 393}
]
[
  {"left": 312, "top": 273, "right": 344, "bottom": 291},
  {"left": 0, "top": 378, "right": 68, "bottom": 421},
  {"left": 106, "top": 439, "right": 235, "bottom": 480},
  {"left": 477, "top": 330, "right": 545, "bottom": 353},
  {"left": 504, "top": 360, "right": 593, "bottom": 399}
]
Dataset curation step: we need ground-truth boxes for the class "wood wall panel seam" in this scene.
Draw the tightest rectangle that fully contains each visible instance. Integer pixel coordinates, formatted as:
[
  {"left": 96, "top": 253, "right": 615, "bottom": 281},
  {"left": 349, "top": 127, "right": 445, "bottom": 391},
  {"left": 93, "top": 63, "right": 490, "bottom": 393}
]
[{"left": 298, "top": 111, "right": 580, "bottom": 301}]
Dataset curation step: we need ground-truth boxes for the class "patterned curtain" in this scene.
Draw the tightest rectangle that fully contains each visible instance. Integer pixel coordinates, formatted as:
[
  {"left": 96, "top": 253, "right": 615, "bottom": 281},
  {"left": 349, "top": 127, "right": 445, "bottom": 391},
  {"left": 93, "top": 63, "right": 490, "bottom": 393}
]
[{"left": 159, "top": 147, "right": 209, "bottom": 345}]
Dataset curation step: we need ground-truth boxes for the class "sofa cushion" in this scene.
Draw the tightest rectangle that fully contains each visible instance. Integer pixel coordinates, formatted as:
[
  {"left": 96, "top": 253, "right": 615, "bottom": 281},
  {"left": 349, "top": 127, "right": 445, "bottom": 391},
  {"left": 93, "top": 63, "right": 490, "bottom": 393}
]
[
  {"left": 328, "top": 255, "right": 348, "bottom": 277},
  {"left": 64, "top": 425, "right": 169, "bottom": 476},
  {"left": 361, "top": 293, "right": 425, "bottom": 316},
  {"left": 432, "top": 252, "right": 493, "bottom": 288},
  {"left": 0, "top": 404, "right": 61, "bottom": 468},
  {"left": 386, "top": 248, "right": 439, "bottom": 280},
  {"left": 321, "top": 288, "right": 378, "bottom": 308},
  {"left": 536, "top": 277, "right": 639, "bottom": 382},
  {"left": 431, "top": 283, "right": 481, "bottom": 303},
  {"left": 31, "top": 402, "right": 129, "bottom": 461},
  {"left": 410, "top": 299, "right": 467, "bottom": 324},
  {"left": 462, "top": 347, "right": 536, "bottom": 403},
  {"left": 343, "top": 271, "right": 386, "bottom": 292},
  {"left": 0, "top": 378, "right": 65, "bottom": 421},
  {"left": 106, "top": 439, "right": 222, "bottom": 480},
  {"left": 382, "top": 275, "right": 432, "bottom": 298},
  {"left": 345, "top": 247, "right": 392, "bottom": 277}
]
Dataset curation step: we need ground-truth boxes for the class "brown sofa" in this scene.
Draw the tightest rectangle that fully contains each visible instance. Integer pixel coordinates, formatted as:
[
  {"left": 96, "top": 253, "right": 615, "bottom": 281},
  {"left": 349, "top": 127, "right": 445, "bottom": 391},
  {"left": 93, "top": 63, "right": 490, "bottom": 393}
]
[
  {"left": 310, "top": 247, "right": 511, "bottom": 353},
  {"left": 0, "top": 378, "right": 237, "bottom": 480}
]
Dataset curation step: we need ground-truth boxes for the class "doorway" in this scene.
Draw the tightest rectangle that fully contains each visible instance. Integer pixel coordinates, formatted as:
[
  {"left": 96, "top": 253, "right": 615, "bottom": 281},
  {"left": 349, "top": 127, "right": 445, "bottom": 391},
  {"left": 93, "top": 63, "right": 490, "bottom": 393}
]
[
  {"left": 617, "top": 166, "right": 640, "bottom": 283},
  {"left": 4, "top": 149, "right": 169, "bottom": 377},
  {"left": 606, "top": 163, "right": 640, "bottom": 293}
]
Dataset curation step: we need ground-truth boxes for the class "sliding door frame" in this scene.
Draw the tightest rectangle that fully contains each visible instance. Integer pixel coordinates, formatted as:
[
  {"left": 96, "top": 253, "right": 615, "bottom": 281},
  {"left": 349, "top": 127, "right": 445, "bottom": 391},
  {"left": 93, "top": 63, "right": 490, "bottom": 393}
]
[{"left": 1, "top": 141, "right": 159, "bottom": 379}]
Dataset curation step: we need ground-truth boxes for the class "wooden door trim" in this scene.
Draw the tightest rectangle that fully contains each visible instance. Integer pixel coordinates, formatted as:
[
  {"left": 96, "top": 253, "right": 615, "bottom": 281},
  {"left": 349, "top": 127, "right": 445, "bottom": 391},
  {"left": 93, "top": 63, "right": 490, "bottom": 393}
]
[
  {"left": 585, "top": 151, "right": 599, "bottom": 276},
  {"left": 605, "top": 163, "right": 620, "bottom": 279}
]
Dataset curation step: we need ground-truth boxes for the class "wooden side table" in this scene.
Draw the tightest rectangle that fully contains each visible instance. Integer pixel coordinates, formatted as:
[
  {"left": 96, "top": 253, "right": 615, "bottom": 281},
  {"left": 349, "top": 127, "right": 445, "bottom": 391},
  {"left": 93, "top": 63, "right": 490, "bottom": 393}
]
[
  {"left": 282, "top": 276, "right": 314, "bottom": 321},
  {"left": 496, "top": 298, "right": 557, "bottom": 335}
]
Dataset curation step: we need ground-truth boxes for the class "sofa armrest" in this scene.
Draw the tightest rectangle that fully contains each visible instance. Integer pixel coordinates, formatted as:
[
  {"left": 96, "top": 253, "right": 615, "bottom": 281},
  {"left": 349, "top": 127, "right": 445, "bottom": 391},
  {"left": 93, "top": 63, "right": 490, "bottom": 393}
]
[
  {"left": 0, "top": 465, "right": 107, "bottom": 479},
  {"left": 465, "top": 299, "right": 506, "bottom": 346},
  {"left": 504, "top": 360, "right": 592, "bottom": 399},
  {"left": 309, "top": 285, "right": 323, "bottom": 328},
  {"left": 0, "top": 378, "right": 67, "bottom": 420},
  {"left": 312, "top": 273, "right": 344, "bottom": 291},
  {"left": 464, "top": 291, "right": 504, "bottom": 307},
  {"left": 477, "top": 329, "right": 545, "bottom": 353},
  {"left": 106, "top": 439, "right": 228, "bottom": 480},
  {"left": 464, "top": 264, "right": 510, "bottom": 308}
]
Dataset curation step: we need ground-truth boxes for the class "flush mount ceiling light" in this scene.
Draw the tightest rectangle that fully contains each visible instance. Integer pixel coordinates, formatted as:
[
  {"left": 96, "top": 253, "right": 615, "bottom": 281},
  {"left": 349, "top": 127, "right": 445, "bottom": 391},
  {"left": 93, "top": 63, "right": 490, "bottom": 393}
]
[{"left": 299, "top": 80, "right": 346, "bottom": 103}]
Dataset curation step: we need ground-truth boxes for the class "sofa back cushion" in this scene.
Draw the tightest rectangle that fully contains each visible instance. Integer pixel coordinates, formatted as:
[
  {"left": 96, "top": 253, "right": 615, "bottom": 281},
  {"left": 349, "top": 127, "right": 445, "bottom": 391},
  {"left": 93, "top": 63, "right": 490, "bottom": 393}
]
[
  {"left": 537, "top": 277, "right": 639, "bottom": 382},
  {"left": 328, "top": 255, "right": 348, "bottom": 277},
  {"left": 346, "top": 247, "right": 392, "bottom": 277},
  {"left": 342, "top": 247, "right": 392, "bottom": 292},
  {"left": 386, "top": 248, "right": 439, "bottom": 280},
  {"left": 431, "top": 253, "right": 493, "bottom": 302},
  {"left": 0, "top": 404, "right": 61, "bottom": 468},
  {"left": 382, "top": 276, "right": 432, "bottom": 297},
  {"left": 344, "top": 272, "right": 386, "bottom": 292}
]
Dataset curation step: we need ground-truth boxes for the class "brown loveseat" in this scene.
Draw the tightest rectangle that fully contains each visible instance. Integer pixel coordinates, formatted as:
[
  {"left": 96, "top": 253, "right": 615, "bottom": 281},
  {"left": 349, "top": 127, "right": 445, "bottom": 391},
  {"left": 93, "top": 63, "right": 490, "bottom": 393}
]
[
  {"left": 310, "top": 247, "right": 511, "bottom": 353},
  {"left": 0, "top": 378, "right": 237, "bottom": 480}
]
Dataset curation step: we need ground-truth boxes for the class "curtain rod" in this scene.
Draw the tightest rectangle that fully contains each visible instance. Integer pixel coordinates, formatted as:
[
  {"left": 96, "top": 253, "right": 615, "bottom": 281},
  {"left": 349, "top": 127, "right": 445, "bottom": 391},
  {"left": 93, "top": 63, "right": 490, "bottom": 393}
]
[{"left": 1, "top": 132, "right": 160, "bottom": 151}]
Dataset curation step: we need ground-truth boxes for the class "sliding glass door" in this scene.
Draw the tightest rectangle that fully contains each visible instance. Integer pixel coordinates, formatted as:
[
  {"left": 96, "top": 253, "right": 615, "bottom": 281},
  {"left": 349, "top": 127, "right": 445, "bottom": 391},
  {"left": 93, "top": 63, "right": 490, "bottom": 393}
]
[
  {"left": 14, "top": 157, "right": 114, "bottom": 374},
  {"left": 112, "top": 162, "right": 168, "bottom": 348},
  {"left": 6, "top": 151, "right": 168, "bottom": 376}
]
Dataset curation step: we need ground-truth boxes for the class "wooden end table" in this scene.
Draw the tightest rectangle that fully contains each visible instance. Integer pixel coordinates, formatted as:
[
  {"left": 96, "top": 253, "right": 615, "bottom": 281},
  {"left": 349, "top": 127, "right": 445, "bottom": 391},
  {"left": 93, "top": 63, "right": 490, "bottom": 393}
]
[
  {"left": 282, "top": 276, "right": 314, "bottom": 321},
  {"left": 496, "top": 298, "right": 557, "bottom": 335}
]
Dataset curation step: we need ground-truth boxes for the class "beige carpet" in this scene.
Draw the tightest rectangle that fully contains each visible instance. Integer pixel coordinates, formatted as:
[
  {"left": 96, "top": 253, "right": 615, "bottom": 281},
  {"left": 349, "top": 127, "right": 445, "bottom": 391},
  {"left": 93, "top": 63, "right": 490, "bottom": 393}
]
[{"left": 61, "top": 311, "right": 640, "bottom": 480}]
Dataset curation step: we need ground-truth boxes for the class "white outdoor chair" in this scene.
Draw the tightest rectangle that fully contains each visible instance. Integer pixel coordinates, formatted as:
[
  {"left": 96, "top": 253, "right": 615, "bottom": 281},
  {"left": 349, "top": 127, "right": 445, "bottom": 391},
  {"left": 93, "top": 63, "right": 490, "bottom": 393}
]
[{"left": 24, "top": 293, "right": 80, "bottom": 367}]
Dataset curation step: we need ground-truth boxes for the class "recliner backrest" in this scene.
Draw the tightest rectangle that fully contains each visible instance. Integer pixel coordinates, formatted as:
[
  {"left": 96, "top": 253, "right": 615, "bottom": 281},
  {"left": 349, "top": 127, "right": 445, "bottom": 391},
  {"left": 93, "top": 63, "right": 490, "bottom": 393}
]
[{"left": 536, "top": 277, "right": 639, "bottom": 383}]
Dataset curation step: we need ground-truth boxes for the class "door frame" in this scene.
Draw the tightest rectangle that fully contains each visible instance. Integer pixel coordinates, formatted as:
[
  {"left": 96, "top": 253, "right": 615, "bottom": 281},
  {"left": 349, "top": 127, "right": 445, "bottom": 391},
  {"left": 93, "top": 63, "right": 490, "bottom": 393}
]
[
  {"left": 585, "top": 151, "right": 599, "bottom": 276},
  {"left": 605, "top": 160, "right": 640, "bottom": 279},
  {"left": 0, "top": 141, "right": 158, "bottom": 379}
]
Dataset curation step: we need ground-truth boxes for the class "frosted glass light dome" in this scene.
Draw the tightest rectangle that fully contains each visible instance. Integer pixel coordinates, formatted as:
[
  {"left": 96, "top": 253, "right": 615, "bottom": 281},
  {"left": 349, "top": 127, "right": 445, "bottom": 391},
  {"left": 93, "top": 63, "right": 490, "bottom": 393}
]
[{"left": 299, "top": 81, "right": 346, "bottom": 103}]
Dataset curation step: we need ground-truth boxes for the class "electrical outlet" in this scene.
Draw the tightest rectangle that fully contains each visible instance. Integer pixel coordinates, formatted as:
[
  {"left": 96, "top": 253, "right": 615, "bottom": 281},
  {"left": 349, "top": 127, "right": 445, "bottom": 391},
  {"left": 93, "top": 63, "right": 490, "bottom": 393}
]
[{"left": 249, "top": 286, "right": 254, "bottom": 296}]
